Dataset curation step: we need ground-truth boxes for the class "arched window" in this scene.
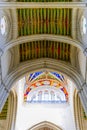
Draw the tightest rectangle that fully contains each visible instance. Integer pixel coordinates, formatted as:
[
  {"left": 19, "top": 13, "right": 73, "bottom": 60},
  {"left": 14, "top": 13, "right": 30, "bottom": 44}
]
[
  {"left": 50, "top": 91, "right": 55, "bottom": 101},
  {"left": 31, "top": 95, "right": 37, "bottom": 102},
  {"left": 24, "top": 71, "right": 68, "bottom": 103},
  {"left": 27, "top": 86, "right": 67, "bottom": 103},
  {"left": 44, "top": 90, "right": 49, "bottom": 101},
  {"left": 38, "top": 91, "right": 42, "bottom": 101}
]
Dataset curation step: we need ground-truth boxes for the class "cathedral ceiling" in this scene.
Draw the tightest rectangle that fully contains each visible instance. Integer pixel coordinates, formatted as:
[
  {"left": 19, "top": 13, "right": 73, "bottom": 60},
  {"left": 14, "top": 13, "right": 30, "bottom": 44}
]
[
  {"left": 17, "top": 8, "right": 72, "bottom": 36},
  {"left": 17, "top": 7, "right": 72, "bottom": 62},
  {"left": 19, "top": 40, "right": 71, "bottom": 62}
]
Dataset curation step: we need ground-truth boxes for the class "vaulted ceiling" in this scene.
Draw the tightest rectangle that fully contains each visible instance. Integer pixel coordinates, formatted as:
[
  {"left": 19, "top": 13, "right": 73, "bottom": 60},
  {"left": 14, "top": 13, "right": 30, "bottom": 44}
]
[
  {"left": 20, "top": 41, "right": 71, "bottom": 62},
  {"left": 17, "top": 8, "right": 72, "bottom": 36},
  {"left": 17, "top": 7, "right": 73, "bottom": 63},
  {"left": 0, "top": 0, "right": 79, "bottom": 120}
]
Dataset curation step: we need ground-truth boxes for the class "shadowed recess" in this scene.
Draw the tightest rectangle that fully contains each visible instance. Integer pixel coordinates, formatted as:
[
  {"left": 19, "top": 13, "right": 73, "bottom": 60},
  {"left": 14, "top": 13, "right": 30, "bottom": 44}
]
[
  {"left": 19, "top": 40, "right": 71, "bottom": 62},
  {"left": 17, "top": 8, "right": 72, "bottom": 36},
  {"left": 0, "top": 98, "right": 8, "bottom": 120}
]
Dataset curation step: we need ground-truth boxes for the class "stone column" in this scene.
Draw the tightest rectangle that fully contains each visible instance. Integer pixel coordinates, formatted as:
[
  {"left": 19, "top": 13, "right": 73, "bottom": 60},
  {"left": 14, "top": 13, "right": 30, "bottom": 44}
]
[
  {"left": 78, "top": 48, "right": 87, "bottom": 115},
  {"left": 0, "top": 50, "right": 9, "bottom": 112}
]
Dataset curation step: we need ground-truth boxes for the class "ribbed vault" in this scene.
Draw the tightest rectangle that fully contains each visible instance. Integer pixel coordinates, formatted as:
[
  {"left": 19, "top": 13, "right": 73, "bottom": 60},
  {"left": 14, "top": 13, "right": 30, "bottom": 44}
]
[
  {"left": 0, "top": 1, "right": 87, "bottom": 130},
  {"left": 19, "top": 40, "right": 71, "bottom": 62},
  {"left": 17, "top": 8, "right": 72, "bottom": 36}
]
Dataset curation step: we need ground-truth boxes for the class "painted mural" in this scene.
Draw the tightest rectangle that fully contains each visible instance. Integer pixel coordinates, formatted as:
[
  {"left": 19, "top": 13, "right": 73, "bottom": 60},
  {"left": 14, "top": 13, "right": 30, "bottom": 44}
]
[
  {"left": 17, "top": 8, "right": 72, "bottom": 36},
  {"left": 24, "top": 71, "right": 68, "bottom": 103}
]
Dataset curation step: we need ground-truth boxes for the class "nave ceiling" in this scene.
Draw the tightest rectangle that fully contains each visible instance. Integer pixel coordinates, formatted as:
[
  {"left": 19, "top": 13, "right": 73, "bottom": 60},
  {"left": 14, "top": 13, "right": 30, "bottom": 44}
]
[
  {"left": 0, "top": 0, "right": 87, "bottom": 124},
  {"left": 0, "top": 1, "right": 82, "bottom": 68},
  {"left": 17, "top": 7, "right": 73, "bottom": 63}
]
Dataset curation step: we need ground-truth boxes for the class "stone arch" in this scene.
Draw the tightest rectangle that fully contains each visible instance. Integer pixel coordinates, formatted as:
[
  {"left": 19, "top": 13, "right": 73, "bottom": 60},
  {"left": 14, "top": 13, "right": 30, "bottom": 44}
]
[
  {"left": 29, "top": 121, "right": 63, "bottom": 130},
  {"left": 0, "top": 58, "right": 86, "bottom": 115},
  {"left": 2, "top": 34, "right": 84, "bottom": 53},
  {"left": 6, "top": 58, "right": 84, "bottom": 90},
  {"left": 6, "top": 88, "right": 17, "bottom": 130},
  {"left": 73, "top": 89, "right": 86, "bottom": 130}
]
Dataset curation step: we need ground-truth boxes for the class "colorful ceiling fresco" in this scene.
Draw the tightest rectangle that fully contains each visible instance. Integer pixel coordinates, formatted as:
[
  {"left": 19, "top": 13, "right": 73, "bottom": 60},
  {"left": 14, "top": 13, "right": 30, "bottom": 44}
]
[
  {"left": 17, "top": 8, "right": 72, "bottom": 36},
  {"left": 19, "top": 40, "right": 71, "bottom": 62},
  {"left": 24, "top": 71, "right": 68, "bottom": 103},
  {"left": 18, "top": 8, "right": 72, "bottom": 62}
]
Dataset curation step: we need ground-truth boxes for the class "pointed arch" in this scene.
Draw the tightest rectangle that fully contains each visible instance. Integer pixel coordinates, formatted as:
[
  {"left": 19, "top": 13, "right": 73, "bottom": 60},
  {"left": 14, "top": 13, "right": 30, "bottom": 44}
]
[
  {"left": 0, "top": 58, "right": 86, "bottom": 114},
  {"left": 73, "top": 89, "right": 84, "bottom": 130},
  {"left": 6, "top": 89, "right": 17, "bottom": 130},
  {"left": 29, "top": 121, "right": 63, "bottom": 130},
  {"left": 2, "top": 34, "right": 83, "bottom": 52}
]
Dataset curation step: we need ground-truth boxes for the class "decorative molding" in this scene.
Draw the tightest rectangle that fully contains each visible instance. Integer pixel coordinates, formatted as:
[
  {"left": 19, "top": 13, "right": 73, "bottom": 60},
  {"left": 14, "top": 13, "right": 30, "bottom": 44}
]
[
  {"left": 71, "top": 9, "right": 77, "bottom": 39},
  {"left": 73, "top": 90, "right": 85, "bottom": 130},
  {"left": 11, "top": 9, "right": 18, "bottom": 39},
  {"left": 7, "top": 89, "right": 17, "bottom": 130},
  {"left": 29, "top": 121, "right": 63, "bottom": 130},
  {"left": 0, "top": 10, "right": 12, "bottom": 45},
  {"left": 5, "top": 59, "right": 84, "bottom": 90},
  {"left": 1, "top": 34, "right": 84, "bottom": 53},
  {"left": 0, "top": 2, "right": 87, "bottom": 9}
]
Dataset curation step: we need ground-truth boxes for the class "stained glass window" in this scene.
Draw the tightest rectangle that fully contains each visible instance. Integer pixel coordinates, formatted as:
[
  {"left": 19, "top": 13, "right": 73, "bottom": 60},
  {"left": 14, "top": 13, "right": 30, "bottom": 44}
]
[
  {"left": 26, "top": 86, "right": 67, "bottom": 103},
  {"left": 50, "top": 91, "right": 55, "bottom": 101},
  {"left": 24, "top": 71, "right": 68, "bottom": 103},
  {"left": 38, "top": 91, "right": 42, "bottom": 101}
]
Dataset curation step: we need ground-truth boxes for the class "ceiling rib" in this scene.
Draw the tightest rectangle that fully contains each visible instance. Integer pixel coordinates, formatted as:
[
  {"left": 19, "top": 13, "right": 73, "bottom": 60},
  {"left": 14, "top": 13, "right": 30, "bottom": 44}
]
[
  {"left": 17, "top": 8, "right": 72, "bottom": 36},
  {"left": 0, "top": 2, "right": 86, "bottom": 9}
]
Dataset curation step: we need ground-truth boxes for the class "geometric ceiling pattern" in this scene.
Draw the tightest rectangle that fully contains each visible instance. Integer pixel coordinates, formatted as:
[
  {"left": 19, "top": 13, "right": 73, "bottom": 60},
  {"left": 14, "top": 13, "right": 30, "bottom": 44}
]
[
  {"left": 17, "top": 8, "right": 72, "bottom": 36},
  {"left": 0, "top": 98, "right": 8, "bottom": 120},
  {"left": 24, "top": 71, "right": 68, "bottom": 102},
  {"left": 19, "top": 40, "right": 71, "bottom": 62},
  {"left": 17, "top": 7, "right": 72, "bottom": 63}
]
